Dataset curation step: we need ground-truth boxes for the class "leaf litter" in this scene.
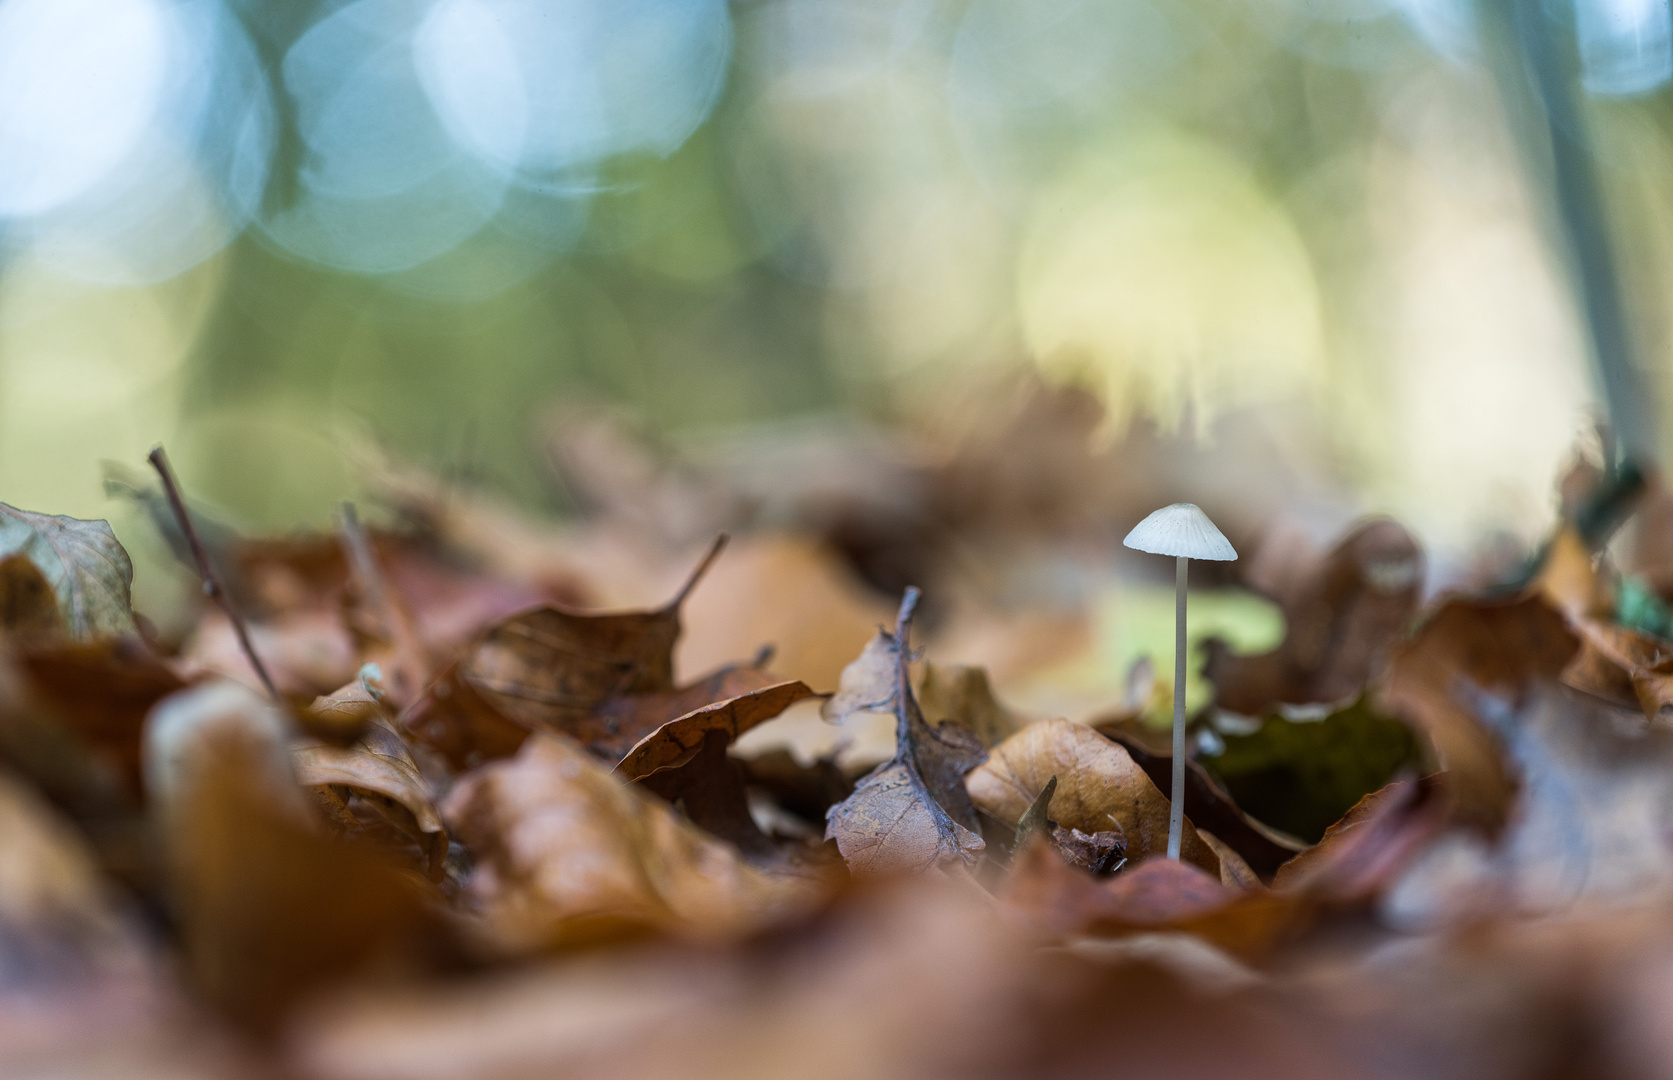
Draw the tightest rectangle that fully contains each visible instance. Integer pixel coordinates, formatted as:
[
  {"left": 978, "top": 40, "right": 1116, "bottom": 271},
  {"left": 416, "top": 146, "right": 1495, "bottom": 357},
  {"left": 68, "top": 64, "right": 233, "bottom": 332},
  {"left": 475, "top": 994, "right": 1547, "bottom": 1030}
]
[{"left": 8, "top": 410, "right": 1673, "bottom": 1079}]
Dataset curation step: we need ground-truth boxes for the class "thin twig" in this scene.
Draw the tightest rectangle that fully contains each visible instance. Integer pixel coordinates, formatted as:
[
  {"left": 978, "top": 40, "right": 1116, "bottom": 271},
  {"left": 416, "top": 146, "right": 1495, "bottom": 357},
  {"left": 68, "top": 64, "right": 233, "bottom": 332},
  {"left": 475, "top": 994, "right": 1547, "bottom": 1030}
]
[
  {"left": 668, "top": 534, "right": 729, "bottom": 609},
  {"left": 147, "top": 446, "right": 281, "bottom": 702}
]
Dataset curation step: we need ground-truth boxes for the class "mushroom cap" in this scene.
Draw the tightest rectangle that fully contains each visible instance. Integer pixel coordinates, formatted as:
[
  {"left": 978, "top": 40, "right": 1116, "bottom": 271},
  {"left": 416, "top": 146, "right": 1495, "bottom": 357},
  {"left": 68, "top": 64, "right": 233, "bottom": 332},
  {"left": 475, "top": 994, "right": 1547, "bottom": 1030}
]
[{"left": 1122, "top": 503, "right": 1237, "bottom": 561}]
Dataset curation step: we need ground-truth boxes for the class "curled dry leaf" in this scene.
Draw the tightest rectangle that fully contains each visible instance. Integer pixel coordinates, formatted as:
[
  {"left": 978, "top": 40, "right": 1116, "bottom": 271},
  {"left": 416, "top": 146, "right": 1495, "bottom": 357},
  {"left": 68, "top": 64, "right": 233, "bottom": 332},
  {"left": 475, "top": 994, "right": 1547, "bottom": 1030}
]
[
  {"left": 0, "top": 503, "right": 136, "bottom": 640},
  {"left": 822, "top": 591, "right": 989, "bottom": 874},
  {"left": 1206, "top": 518, "right": 1422, "bottom": 716},
  {"left": 967, "top": 718, "right": 1220, "bottom": 876},
  {"left": 145, "top": 681, "right": 433, "bottom": 1032},
  {"left": 1380, "top": 595, "right": 1576, "bottom": 833},
  {"left": 616, "top": 680, "right": 816, "bottom": 780},
  {"left": 294, "top": 713, "right": 450, "bottom": 883},
  {"left": 616, "top": 679, "right": 818, "bottom": 860},
  {"left": 441, "top": 734, "right": 821, "bottom": 951}
]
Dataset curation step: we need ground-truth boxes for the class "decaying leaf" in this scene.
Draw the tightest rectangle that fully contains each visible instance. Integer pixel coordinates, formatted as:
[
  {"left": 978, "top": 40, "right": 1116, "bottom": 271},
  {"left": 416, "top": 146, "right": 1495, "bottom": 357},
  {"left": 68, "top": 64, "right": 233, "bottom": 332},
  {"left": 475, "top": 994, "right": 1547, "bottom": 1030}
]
[
  {"left": 822, "top": 590, "right": 988, "bottom": 874},
  {"left": 1206, "top": 518, "right": 1422, "bottom": 716},
  {"left": 614, "top": 679, "right": 819, "bottom": 860},
  {"left": 1381, "top": 595, "right": 1576, "bottom": 833},
  {"left": 967, "top": 718, "right": 1219, "bottom": 876},
  {"left": 0, "top": 504, "right": 136, "bottom": 640},
  {"left": 145, "top": 681, "right": 433, "bottom": 1031},
  {"left": 441, "top": 734, "right": 820, "bottom": 950},
  {"left": 1562, "top": 618, "right": 1673, "bottom": 721}
]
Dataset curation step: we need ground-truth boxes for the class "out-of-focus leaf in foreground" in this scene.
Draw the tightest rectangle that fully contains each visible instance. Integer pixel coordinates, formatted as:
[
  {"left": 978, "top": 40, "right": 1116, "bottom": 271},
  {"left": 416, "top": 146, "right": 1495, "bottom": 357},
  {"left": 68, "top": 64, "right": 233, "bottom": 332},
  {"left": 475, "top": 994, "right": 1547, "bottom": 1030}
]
[
  {"left": 1381, "top": 595, "right": 1576, "bottom": 833},
  {"left": 442, "top": 733, "right": 823, "bottom": 951},
  {"left": 146, "top": 681, "right": 435, "bottom": 1032},
  {"left": 0, "top": 504, "right": 135, "bottom": 639}
]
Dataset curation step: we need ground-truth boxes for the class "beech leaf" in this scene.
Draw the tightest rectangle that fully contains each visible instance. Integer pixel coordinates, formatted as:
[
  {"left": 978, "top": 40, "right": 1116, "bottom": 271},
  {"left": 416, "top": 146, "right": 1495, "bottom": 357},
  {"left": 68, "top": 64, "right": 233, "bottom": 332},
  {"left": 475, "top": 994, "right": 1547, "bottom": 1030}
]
[{"left": 967, "top": 718, "right": 1220, "bottom": 876}]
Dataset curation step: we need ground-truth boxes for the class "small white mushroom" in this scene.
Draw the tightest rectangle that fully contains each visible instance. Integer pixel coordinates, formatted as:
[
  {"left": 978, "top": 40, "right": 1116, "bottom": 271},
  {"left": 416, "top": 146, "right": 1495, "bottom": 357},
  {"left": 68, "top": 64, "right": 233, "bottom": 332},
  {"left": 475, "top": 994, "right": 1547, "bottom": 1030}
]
[{"left": 1122, "top": 503, "right": 1237, "bottom": 860}]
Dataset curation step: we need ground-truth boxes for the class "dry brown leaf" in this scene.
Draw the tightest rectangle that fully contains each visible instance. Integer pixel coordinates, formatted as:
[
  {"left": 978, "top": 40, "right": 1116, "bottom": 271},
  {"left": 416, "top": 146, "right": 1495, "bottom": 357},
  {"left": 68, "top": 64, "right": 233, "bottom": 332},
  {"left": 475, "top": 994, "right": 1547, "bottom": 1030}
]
[
  {"left": 145, "top": 681, "right": 434, "bottom": 1032},
  {"left": 616, "top": 680, "right": 816, "bottom": 780},
  {"left": 822, "top": 591, "right": 988, "bottom": 874},
  {"left": 1207, "top": 518, "right": 1423, "bottom": 715},
  {"left": 180, "top": 608, "right": 360, "bottom": 700},
  {"left": 1563, "top": 619, "right": 1673, "bottom": 721},
  {"left": 1381, "top": 595, "right": 1576, "bottom": 833},
  {"left": 441, "top": 733, "right": 820, "bottom": 951},
  {"left": 967, "top": 718, "right": 1220, "bottom": 876},
  {"left": 295, "top": 711, "right": 450, "bottom": 883},
  {"left": 403, "top": 538, "right": 727, "bottom": 768},
  {"left": 616, "top": 679, "right": 819, "bottom": 861}
]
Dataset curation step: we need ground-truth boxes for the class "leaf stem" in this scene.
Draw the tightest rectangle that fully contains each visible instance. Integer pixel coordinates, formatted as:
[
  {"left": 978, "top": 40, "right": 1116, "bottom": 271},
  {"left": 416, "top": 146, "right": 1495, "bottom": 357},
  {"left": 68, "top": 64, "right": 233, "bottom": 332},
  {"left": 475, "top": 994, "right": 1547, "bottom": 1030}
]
[{"left": 147, "top": 446, "right": 281, "bottom": 703}]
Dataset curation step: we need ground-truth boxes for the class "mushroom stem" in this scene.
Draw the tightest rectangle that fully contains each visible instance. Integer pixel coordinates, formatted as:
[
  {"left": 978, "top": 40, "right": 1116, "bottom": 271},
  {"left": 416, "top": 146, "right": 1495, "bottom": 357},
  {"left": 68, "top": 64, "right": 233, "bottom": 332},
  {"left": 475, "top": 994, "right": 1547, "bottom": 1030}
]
[{"left": 1169, "top": 554, "right": 1187, "bottom": 860}]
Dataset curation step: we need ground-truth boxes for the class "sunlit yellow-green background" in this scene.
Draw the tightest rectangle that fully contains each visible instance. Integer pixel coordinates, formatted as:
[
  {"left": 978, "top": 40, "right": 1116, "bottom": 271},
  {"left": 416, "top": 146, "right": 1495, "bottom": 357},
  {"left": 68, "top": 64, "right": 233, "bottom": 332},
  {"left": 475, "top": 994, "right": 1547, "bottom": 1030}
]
[{"left": 4, "top": 0, "right": 1672, "bottom": 591}]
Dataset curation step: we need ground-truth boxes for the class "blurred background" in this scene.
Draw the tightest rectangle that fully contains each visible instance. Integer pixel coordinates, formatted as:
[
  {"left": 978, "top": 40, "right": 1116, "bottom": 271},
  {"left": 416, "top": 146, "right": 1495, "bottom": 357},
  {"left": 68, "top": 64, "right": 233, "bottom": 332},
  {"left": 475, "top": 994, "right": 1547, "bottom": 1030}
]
[{"left": 0, "top": 0, "right": 1669, "bottom": 711}]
